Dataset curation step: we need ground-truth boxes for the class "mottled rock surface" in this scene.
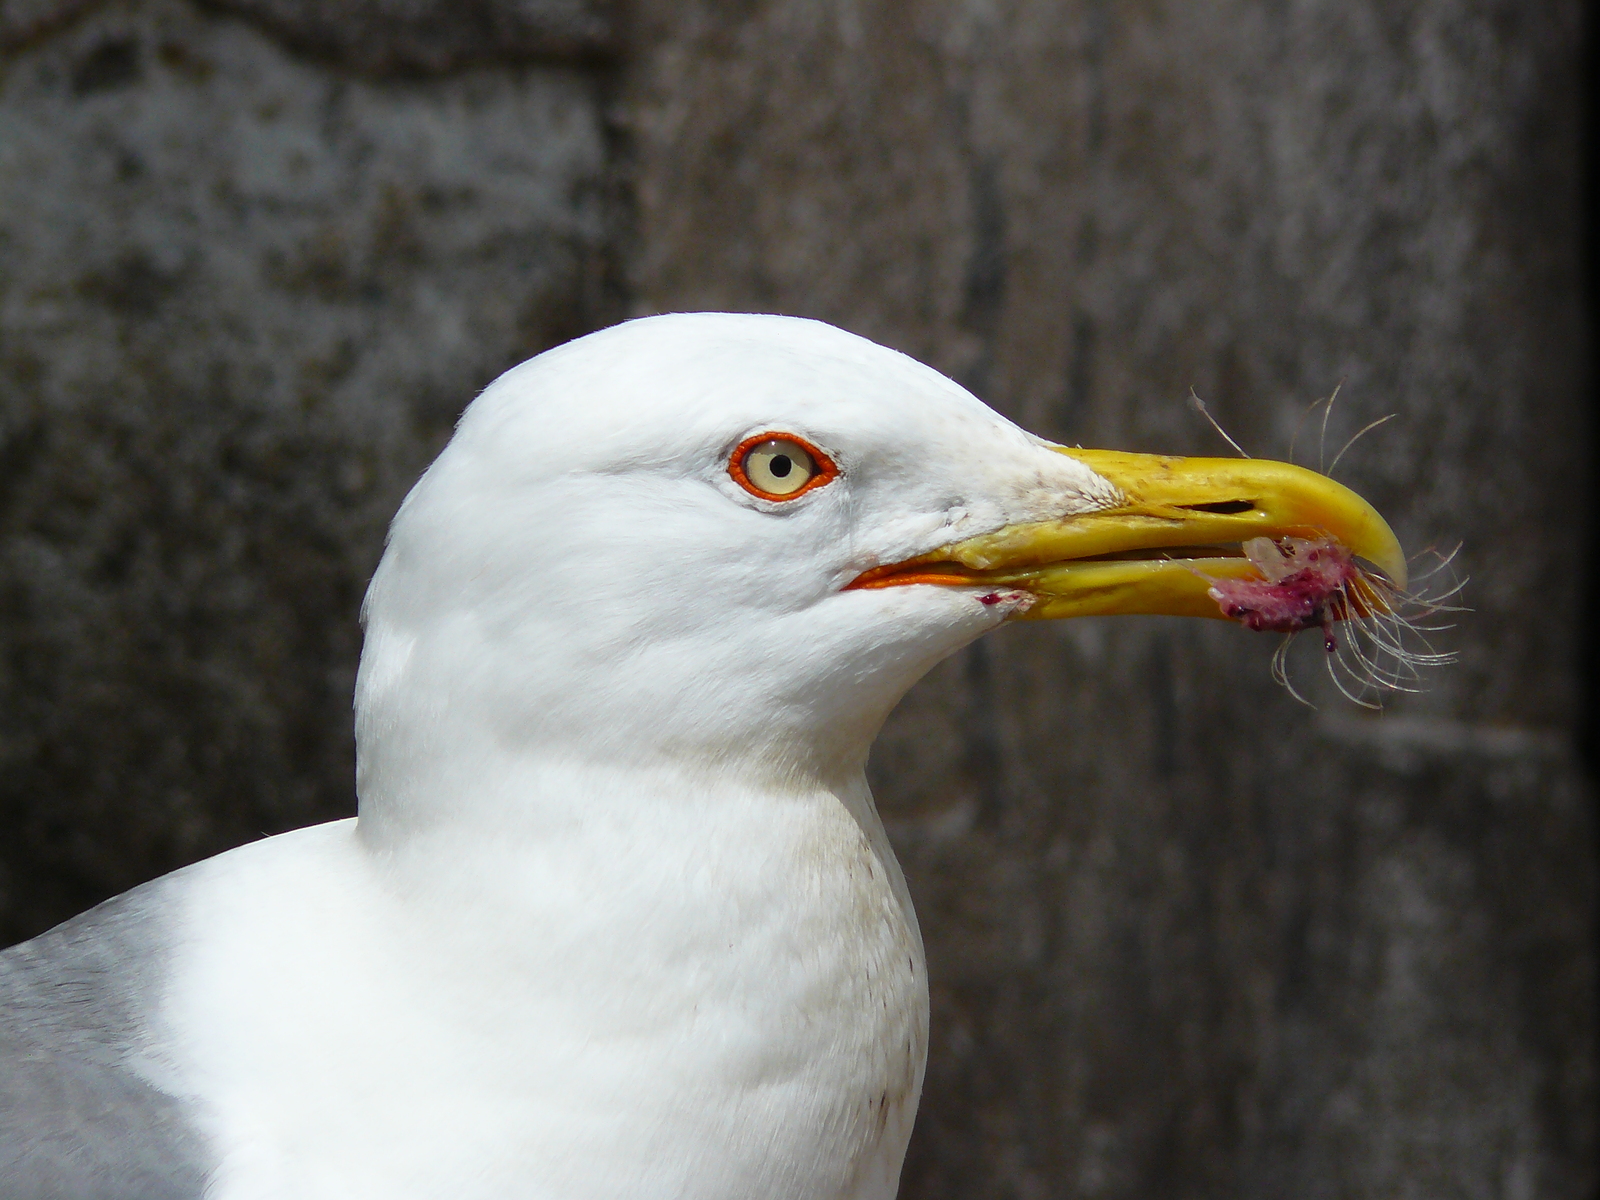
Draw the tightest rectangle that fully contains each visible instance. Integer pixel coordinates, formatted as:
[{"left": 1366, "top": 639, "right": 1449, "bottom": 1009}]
[
  {"left": 620, "top": 1, "right": 1592, "bottom": 1197},
  {"left": 2, "top": 0, "right": 611, "bottom": 66},
  {"left": 0, "top": 0, "right": 611, "bottom": 938},
  {"left": 1, "top": 0, "right": 1592, "bottom": 1197},
  {"left": 200, "top": 0, "right": 612, "bottom": 74}
]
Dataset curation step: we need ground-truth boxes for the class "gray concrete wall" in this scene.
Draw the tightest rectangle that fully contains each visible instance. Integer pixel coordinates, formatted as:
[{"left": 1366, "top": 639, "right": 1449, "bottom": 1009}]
[
  {"left": 0, "top": 0, "right": 614, "bottom": 934},
  {"left": 1, "top": 1, "right": 1592, "bottom": 1196}
]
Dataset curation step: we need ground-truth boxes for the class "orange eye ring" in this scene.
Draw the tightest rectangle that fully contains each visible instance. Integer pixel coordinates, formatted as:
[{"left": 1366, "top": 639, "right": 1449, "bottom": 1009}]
[{"left": 728, "top": 432, "right": 840, "bottom": 501}]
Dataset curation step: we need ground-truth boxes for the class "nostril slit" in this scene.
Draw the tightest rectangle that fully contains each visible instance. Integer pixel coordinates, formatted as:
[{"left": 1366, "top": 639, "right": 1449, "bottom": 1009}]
[{"left": 1180, "top": 500, "right": 1256, "bottom": 514}]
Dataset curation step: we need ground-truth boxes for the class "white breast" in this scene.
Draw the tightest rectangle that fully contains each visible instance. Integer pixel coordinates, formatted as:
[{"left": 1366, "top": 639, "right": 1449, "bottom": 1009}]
[{"left": 152, "top": 775, "right": 927, "bottom": 1200}]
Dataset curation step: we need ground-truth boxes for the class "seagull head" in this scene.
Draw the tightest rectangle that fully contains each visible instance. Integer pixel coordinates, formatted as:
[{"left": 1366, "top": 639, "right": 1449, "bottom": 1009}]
[{"left": 354, "top": 313, "right": 1402, "bottom": 837}]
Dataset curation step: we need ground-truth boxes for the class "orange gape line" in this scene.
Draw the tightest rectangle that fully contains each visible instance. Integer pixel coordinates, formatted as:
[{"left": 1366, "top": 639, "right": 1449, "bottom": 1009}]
[{"left": 846, "top": 563, "right": 978, "bottom": 590}]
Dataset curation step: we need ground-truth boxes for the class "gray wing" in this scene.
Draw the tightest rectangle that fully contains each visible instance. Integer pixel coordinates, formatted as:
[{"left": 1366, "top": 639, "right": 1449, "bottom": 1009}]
[{"left": 1, "top": 883, "right": 211, "bottom": 1199}]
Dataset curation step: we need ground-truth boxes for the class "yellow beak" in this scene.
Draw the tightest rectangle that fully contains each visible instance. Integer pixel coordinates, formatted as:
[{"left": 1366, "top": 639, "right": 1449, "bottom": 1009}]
[{"left": 853, "top": 449, "right": 1406, "bottom": 622}]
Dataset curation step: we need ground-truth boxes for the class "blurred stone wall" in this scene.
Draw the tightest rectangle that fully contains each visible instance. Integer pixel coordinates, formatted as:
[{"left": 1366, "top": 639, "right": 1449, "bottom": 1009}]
[
  {"left": 1, "top": 1, "right": 1592, "bottom": 1198},
  {"left": 0, "top": 0, "right": 614, "bottom": 935}
]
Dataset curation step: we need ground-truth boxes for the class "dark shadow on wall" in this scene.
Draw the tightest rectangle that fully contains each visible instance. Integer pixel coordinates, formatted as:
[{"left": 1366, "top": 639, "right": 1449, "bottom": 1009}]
[
  {"left": 1580, "top": 17, "right": 1599, "bottom": 1199},
  {"left": 1581, "top": 1, "right": 1599, "bottom": 774}
]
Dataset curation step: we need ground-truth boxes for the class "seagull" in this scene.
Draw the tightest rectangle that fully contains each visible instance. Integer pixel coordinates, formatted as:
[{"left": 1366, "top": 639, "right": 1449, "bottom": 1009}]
[{"left": 1, "top": 313, "right": 1404, "bottom": 1199}]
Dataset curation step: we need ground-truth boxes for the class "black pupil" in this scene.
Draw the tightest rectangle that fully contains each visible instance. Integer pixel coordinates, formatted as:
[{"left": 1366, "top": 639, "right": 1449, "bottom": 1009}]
[{"left": 769, "top": 454, "right": 793, "bottom": 478}]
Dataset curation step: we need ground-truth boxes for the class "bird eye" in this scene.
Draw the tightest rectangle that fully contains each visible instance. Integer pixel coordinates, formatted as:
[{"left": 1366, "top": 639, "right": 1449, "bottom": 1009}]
[
  {"left": 745, "top": 439, "right": 813, "bottom": 494},
  {"left": 730, "top": 433, "right": 838, "bottom": 501}
]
